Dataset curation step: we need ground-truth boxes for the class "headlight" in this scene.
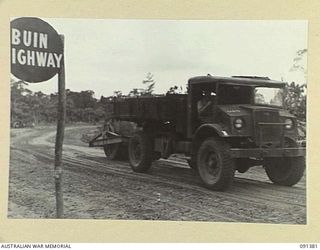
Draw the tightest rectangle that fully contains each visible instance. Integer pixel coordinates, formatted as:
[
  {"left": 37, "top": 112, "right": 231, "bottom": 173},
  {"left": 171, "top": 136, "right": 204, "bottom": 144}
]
[
  {"left": 285, "top": 118, "right": 293, "bottom": 129},
  {"left": 234, "top": 118, "right": 244, "bottom": 129}
]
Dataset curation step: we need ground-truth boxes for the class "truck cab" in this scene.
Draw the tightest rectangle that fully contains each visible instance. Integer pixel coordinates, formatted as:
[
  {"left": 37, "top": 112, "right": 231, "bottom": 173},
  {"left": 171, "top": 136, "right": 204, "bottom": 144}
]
[
  {"left": 188, "top": 76, "right": 298, "bottom": 144},
  {"left": 187, "top": 76, "right": 305, "bottom": 190}
]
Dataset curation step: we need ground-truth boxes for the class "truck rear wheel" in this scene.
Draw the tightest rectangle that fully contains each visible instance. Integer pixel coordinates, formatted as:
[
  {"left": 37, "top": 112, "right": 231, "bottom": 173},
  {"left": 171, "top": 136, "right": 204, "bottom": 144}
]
[
  {"left": 197, "top": 137, "right": 235, "bottom": 191},
  {"left": 264, "top": 140, "right": 305, "bottom": 186},
  {"left": 128, "top": 131, "right": 153, "bottom": 172},
  {"left": 104, "top": 144, "right": 119, "bottom": 160},
  {"left": 102, "top": 119, "right": 130, "bottom": 160},
  {"left": 103, "top": 144, "right": 127, "bottom": 160}
]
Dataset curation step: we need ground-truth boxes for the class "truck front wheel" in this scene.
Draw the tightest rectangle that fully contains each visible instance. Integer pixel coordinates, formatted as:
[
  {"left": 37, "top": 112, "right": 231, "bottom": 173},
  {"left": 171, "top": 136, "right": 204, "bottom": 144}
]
[
  {"left": 197, "top": 137, "right": 235, "bottom": 191},
  {"left": 128, "top": 131, "right": 153, "bottom": 172},
  {"left": 264, "top": 156, "right": 305, "bottom": 186},
  {"left": 264, "top": 139, "right": 305, "bottom": 186}
]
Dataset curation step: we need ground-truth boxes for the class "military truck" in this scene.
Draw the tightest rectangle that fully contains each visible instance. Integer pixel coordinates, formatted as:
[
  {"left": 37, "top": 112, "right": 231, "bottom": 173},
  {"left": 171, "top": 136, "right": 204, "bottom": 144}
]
[{"left": 89, "top": 75, "right": 306, "bottom": 191}]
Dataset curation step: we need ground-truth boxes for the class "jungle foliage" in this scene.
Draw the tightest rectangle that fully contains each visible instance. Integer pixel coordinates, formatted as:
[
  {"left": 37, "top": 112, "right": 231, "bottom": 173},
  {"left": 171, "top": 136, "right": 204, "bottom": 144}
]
[{"left": 11, "top": 47, "right": 307, "bottom": 127}]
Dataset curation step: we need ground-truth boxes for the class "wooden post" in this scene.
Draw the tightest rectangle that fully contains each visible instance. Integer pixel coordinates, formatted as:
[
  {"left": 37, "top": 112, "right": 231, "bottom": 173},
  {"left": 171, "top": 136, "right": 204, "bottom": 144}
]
[{"left": 54, "top": 35, "right": 66, "bottom": 218}]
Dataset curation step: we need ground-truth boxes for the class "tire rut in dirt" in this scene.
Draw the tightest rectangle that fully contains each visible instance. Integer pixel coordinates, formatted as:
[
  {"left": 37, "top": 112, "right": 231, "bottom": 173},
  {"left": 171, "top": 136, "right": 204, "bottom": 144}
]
[
  {"left": 24, "top": 146, "right": 306, "bottom": 210},
  {"left": 27, "top": 148, "right": 305, "bottom": 223},
  {"left": 14, "top": 128, "right": 305, "bottom": 223},
  {"left": 29, "top": 149, "right": 242, "bottom": 222}
]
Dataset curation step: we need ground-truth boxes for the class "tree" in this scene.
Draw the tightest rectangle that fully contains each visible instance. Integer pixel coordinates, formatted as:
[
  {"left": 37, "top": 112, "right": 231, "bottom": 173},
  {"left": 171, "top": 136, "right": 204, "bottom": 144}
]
[
  {"left": 128, "top": 88, "right": 142, "bottom": 97},
  {"left": 113, "top": 90, "right": 123, "bottom": 97},
  {"left": 283, "top": 82, "right": 306, "bottom": 121},
  {"left": 284, "top": 49, "right": 307, "bottom": 121},
  {"left": 290, "top": 49, "right": 307, "bottom": 80},
  {"left": 10, "top": 78, "right": 32, "bottom": 124},
  {"left": 126, "top": 72, "right": 157, "bottom": 97},
  {"left": 141, "top": 72, "right": 156, "bottom": 96},
  {"left": 29, "top": 91, "right": 50, "bottom": 125},
  {"left": 166, "top": 85, "right": 184, "bottom": 94},
  {"left": 10, "top": 79, "right": 107, "bottom": 125}
]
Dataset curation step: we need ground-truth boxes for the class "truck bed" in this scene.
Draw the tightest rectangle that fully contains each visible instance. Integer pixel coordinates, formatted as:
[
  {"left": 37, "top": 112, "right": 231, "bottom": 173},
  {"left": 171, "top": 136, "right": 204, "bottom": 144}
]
[{"left": 102, "top": 94, "right": 188, "bottom": 134}]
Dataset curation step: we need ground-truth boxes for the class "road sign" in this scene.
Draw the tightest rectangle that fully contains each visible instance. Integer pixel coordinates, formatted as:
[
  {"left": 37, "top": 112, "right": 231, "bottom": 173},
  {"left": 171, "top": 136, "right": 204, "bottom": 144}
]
[
  {"left": 11, "top": 17, "right": 63, "bottom": 83},
  {"left": 11, "top": 17, "right": 66, "bottom": 218}
]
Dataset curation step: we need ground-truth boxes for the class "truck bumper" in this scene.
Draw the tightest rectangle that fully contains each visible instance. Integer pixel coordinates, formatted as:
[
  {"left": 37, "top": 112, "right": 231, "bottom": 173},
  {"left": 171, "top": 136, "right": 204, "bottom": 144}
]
[{"left": 230, "top": 147, "right": 306, "bottom": 158}]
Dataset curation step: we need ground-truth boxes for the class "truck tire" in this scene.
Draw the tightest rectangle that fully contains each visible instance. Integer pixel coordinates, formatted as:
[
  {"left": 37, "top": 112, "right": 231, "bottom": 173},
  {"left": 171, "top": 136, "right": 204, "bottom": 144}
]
[
  {"left": 197, "top": 137, "right": 235, "bottom": 191},
  {"left": 103, "top": 144, "right": 128, "bottom": 160},
  {"left": 103, "top": 119, "right": 129, "bottom": 160},
  {"left": 264, "top": 141, "right": 305, "bottom": 186},
  {"left": 264, "top": 157, "right": 305, "bottom": 186},
  {"left": 128, "top": 131, "right": 153, "bottom": 172}
]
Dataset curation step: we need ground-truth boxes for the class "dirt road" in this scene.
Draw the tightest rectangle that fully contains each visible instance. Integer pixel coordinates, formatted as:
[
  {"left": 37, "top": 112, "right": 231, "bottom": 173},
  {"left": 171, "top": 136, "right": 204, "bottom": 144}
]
[{"left": 8, "top": 125, "right": 306, "bottom": 224}]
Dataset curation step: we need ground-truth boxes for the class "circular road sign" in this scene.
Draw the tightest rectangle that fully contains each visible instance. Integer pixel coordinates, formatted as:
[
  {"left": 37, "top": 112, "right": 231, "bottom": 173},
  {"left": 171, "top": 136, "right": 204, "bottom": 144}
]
[{"left": 11, "top": 17, "right": 63, "bottom": 83}]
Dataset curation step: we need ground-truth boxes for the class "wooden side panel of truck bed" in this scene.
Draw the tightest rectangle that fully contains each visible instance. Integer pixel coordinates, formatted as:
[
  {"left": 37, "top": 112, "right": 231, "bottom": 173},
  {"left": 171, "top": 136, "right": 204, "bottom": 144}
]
[{"left": 104, "top": 95, "right": 188, "bottom": 135}]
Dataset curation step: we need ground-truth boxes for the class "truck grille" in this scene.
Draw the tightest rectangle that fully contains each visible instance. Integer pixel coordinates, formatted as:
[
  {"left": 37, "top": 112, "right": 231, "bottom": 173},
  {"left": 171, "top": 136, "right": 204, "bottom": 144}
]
[{"left": 253, "top": 109, "right": 283, "bottom": 147}]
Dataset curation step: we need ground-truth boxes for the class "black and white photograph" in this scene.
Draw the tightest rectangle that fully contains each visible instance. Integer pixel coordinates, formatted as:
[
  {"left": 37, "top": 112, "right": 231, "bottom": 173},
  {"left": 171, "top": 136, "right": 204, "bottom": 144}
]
[{"left": 9, "top": 18, "right": 307, "bottom": 225}]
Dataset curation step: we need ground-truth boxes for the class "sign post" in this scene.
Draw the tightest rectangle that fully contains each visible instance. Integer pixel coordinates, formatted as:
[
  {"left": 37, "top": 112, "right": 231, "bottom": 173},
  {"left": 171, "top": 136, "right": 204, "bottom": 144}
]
[
  {"left": 11, "top": 17, "right": 65, "bottom": 218},
  {"left": 54, "top": 35, "right": 66, "bottom": 218}
]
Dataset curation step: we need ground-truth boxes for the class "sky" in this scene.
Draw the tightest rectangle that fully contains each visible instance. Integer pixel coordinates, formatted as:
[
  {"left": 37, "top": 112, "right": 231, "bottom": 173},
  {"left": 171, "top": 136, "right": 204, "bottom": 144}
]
[{"left": 17, "top": 19, "right": 308, "bottom": 98}]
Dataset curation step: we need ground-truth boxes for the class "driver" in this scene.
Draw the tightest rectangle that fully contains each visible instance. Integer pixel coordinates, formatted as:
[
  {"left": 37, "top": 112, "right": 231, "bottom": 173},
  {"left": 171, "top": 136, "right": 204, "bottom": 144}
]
[{"left": 197, "top": 91, "right": 215, "bottom": 115}]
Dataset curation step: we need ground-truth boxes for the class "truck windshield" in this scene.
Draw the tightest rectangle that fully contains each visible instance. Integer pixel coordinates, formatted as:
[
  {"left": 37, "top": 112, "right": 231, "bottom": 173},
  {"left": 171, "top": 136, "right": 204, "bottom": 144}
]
[
  {"left": 254, "top": 87, "right": 283, "bottom": 107},
  {"left": 217, "top": 84, "right": 252, "bottom": 105}
]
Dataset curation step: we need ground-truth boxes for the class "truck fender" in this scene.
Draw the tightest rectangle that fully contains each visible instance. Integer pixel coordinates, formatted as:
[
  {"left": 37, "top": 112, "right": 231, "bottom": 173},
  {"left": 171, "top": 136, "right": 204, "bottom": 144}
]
[
  {"left": 195, "top": 123, "right": 230, "bottom": 138},
  {"left": 191, "top": 124, "right": 229, "bottom": 156}
]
